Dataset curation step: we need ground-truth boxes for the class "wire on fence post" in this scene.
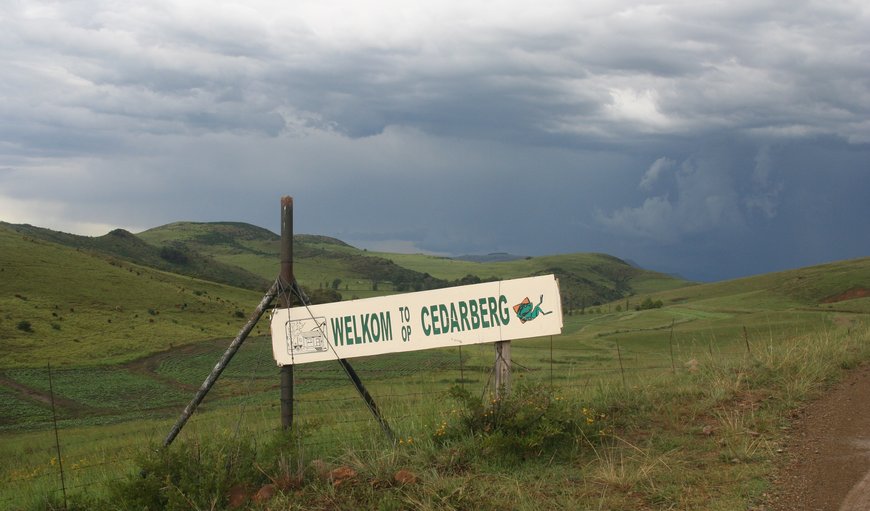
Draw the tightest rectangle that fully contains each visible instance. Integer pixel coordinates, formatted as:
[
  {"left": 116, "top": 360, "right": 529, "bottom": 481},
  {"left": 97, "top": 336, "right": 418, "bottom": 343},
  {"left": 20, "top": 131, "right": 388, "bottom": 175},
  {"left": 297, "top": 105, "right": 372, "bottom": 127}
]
[{"left": 47, "top": 362, "right": 68, "bottom": 510}]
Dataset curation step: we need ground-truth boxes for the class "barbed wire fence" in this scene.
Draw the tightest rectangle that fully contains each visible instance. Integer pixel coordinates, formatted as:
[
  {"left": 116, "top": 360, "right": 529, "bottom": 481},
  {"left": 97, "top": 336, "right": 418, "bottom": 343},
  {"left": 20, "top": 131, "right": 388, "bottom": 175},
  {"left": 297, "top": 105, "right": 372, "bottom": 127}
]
[{"left": 0, "top": 323, "right": 765, "bottom": 510}]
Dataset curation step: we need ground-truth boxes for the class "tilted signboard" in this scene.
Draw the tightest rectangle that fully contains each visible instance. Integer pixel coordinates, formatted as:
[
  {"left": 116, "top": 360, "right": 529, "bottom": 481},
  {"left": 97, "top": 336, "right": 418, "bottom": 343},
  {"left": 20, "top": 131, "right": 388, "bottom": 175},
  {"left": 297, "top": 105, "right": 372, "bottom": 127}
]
[{"left": 270, "top": 275, "right": 563, "bottom": 365}]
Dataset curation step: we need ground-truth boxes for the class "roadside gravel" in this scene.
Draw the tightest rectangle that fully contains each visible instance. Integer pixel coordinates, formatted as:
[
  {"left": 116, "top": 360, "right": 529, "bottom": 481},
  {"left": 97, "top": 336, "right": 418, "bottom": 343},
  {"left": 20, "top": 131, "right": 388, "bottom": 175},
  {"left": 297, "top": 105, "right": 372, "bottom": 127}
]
[{"left": 769, "top": 363, "right": 870, "bottom": 511}]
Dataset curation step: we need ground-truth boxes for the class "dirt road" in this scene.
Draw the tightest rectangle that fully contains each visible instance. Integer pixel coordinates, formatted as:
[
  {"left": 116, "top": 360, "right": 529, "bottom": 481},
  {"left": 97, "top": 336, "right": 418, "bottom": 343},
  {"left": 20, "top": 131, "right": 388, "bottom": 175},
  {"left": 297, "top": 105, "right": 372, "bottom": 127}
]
[{"left": 771, "top": 363, "right": 870, "bottom": 510}]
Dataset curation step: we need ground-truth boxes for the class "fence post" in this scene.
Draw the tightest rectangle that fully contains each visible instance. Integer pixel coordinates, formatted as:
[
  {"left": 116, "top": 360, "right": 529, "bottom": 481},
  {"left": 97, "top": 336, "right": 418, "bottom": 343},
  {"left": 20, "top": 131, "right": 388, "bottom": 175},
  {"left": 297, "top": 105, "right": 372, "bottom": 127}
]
[
  {"left": 549, "top": 335, "right": 554, "bottom": 388},
  {"left": 47, "top": 363, "right": 67, "bottom": 510},
  {"left": 163, "top": 282, "right": 279, "bottom": 447},
  {"left": 743, "top": 326, "right": 752, "bottom": 358},
  {"left": 669, "top": 319, "right": 676, "bottom": 374},
  {"left": 494, "top": 340, "right": 511, "bottom": 398},
  {"left": 279, "top": 196, "right": 294, "bottom": 430},
  {"left": 616, "top": 340, "right": 626, "bottom": 389},
  {"left": 459, "top": 346, "right": 464, "bottom": 389}
]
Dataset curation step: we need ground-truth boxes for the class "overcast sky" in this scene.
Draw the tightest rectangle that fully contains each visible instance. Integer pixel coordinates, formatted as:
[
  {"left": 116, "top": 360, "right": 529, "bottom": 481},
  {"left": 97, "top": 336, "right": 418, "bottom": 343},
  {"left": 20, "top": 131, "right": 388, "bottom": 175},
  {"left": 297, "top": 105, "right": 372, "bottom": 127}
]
[{"left": 1, "top": 1, "right": 868, "bottom": 281}]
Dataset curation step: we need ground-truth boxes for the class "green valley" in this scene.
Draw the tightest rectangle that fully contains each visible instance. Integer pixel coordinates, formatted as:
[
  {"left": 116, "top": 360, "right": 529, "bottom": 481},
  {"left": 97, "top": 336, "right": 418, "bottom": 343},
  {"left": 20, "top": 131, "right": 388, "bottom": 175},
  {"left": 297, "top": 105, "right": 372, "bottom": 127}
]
[{"left": 0, "top": 220, "right": 868, "bottom": 510}]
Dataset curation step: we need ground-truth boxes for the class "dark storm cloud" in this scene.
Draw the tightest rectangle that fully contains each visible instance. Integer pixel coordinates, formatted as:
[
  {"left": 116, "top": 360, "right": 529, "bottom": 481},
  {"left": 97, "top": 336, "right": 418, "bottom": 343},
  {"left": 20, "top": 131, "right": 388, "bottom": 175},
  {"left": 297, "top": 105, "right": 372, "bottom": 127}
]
[{"left": 0, "top": 0, "right": 868, "bottom": 280}]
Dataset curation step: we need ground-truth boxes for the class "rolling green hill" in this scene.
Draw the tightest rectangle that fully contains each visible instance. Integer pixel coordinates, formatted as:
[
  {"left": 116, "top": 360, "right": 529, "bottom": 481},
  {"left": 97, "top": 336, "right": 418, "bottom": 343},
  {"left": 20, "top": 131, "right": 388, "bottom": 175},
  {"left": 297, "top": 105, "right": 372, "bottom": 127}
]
[
  {"left": 7, "top": 219, "right": 686, "bottom": 310},
  {"left": 138, "top": 221, "right": 690, "bottom": 308},
  {"left": 1, "top": 220, "right": 688, "bottom": 371},
  {"left": 7, "top": 218, "right": 862, "bottom": 374},
  {"left": 0, "top": 225, "right": 264, "bottom": 369},
  {"left": 564, "top": 255, "right": 870, "bottom": 351},
  {"left": 0, "top": 222, "right": 270, "bottom": 291},
  {"left": 375, "top": 251, "right": 691, "bottom": 304},
  {"left": 138, "top": 222, "right": 446, "bottom": 300},
  {"left": 651, "top": 257, "right": 870, "bottom": 312},
  {"left": 1, "top": 219, "right": 867, "bottom": 510}
]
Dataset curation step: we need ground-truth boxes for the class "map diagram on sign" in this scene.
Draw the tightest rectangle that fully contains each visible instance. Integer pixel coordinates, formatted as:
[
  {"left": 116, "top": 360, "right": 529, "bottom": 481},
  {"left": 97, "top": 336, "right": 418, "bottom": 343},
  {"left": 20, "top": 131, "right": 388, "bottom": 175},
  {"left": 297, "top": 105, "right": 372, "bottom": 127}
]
[{"left": 285, "top": 317, "right": 329, "bottom": 356}]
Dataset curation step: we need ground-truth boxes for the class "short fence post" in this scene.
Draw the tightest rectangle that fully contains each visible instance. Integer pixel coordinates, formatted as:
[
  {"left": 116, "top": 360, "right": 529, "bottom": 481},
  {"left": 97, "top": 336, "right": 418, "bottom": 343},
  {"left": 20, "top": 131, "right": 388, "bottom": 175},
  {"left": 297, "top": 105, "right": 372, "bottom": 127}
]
[
  {"left": 669, "top": 319, "right": 676, "bottom": 374},
  {"left": 494, "top": 340, "right": 511, "bottom": 398},
  {"left": 743, "top": 326, "right": 752, "bottom": 358},
  {"left": 48, "top": 363, "right": 67, "bottom": 510},
  {"left": 458, "top": 346, "right": 464, "bottom": 389},
  {"left": 616, "top": 340, "right": 626, "bottom": 389},
  {"left": 549, "top": 335, "right": 554, "bottom": 388}
]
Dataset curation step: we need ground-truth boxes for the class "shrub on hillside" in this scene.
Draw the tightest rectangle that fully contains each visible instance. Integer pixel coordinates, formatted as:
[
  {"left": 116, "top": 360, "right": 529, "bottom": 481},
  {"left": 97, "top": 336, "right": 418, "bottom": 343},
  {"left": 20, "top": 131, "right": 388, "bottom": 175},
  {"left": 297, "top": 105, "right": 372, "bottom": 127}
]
[
  {"left": 110, "top": 436, "right": 260, "bottom": 510},
  {"left": 159, "top": 245, "right": 190, "bottom": 265},
  {"left": 306, "top": 287, "right": 342, "bottom": 304},
  {"left": 434, "top": 383, "right": 610, "bottom": 460},
  {"left": 636, "top": 296, "right": 663, "bottom": 311}
]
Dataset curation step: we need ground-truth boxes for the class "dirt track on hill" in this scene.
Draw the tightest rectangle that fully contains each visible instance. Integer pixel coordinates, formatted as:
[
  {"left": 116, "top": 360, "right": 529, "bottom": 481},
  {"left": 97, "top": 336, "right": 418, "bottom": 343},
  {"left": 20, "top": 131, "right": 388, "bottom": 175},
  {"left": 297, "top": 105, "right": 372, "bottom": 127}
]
[{"left": 770, "top": 363, "right": 870, "bottom": 511}]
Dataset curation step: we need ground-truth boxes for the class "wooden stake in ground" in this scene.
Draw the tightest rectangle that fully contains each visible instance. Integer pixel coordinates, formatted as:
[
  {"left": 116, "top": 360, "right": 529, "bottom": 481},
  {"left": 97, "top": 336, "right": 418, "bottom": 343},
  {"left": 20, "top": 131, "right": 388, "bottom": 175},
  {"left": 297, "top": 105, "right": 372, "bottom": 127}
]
[
  {"left": 494, "top": 340, "right": 511, "bottom": 398},
  {"left": 163, "top": 282, "right": 279, "bottom": 448},
  {"left": 616, "top": 340, "right": 626, "bottom": 389},
  {"left": 669, "top": 319, "right": 676, "bottom": 374},
  {"left": 743, "top": 326, "right": 752, "bottom": 358},
  {"left": 48, "top": 363, "right": 67, "bottom": 509}
]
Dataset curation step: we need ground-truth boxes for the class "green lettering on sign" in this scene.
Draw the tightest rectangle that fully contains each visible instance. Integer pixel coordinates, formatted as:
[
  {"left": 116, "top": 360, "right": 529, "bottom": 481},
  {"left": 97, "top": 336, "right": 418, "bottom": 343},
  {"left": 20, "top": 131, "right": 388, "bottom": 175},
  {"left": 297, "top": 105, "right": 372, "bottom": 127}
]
[
  {"left": 330, "top": 311, "right": 393, "bottom": 346},
  {"left": 418, "top": 295, "right": 512, "bottom": 336}
]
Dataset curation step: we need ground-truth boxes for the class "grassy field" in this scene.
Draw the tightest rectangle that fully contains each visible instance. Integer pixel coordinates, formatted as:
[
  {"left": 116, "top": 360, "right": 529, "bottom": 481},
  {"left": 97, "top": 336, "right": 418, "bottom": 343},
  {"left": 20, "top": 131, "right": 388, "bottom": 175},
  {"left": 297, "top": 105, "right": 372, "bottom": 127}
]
[
  {"left": 2, "top": 220, "right": 868, "bottom": 509},
  {"left": 0, "top": 226, "right": 265, "bottom": 369},
  {"left": 3, "top": 315, "right": 866, "bottom": 509}
]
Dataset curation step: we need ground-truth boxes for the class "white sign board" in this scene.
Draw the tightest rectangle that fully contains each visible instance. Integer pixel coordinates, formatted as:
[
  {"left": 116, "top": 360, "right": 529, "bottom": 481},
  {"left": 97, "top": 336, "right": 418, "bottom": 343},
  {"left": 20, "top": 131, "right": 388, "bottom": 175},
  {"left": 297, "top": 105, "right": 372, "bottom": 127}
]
[{"left": 270, "top": 275, "right": 563, "bottom": 365}]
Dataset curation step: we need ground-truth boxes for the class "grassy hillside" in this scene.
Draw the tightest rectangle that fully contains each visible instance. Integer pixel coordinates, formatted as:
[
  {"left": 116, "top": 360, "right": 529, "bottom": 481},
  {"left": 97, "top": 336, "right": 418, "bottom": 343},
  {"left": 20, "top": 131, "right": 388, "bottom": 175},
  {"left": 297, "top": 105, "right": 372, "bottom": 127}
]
[
  {"left": 0, "top": 225, "right": 264, "bottom": 369},
  {"left": 1, "top": 218, "right": 868, "bottom": 509},
  {"left": 1, "top": 248, "right": 867, "bottom": 510},
  {"left": 0, "top": 219, "right": 689, "bottom": 372},
  {"left": 4, "top": 220, "right": 687, "bottom": 313},
  {"left": 550, "top": 257, "right": 870, "bottom": 393},
  {"left": 362, "top": 250, "right": 692, "bottom": 315},
  {"left": 1, "top": 222, "right": 269, "bottom": 291},
  {"left": 139, "top": 222, "right": 690, "bottom": 307},
  {"left": 651, "top": 256, "right": 870, "bottom": 311},
  {"left": 139, "top": 222, "right": 439, "bottom": 300}
]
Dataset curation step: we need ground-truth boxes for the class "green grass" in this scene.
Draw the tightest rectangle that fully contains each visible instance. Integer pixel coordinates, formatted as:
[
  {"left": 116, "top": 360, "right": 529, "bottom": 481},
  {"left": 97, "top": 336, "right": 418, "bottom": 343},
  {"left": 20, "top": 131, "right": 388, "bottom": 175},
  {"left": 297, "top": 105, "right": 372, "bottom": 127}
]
[
  {"left": 117, "top": 321, "right": 870, "bottom": 509},
  {"left": 375, "top": 251, "right": 692, "bottom": 295},
  {"left": 3, "top": 219, "right": 870, "bottom": 509},
  {"left": 139, "top": 221, "right": 692, "bottom": 306},
  {"left": 1, "top": 222, "right": 270, "bottom": 291},
  {"left": 0, "top": 226, "right": 265, "bottom": 369},
  {"left": 3, "top": 367, "right": 189, "bottom": 414},
  {"left": 138, "top": 222, "right": 387, "bottom": 294},
  {"left": 2, "top": 317, "right": 868, "bottom": 509},
  {"left": 0, "top": 387, "right": 54, "bottom": 427}
]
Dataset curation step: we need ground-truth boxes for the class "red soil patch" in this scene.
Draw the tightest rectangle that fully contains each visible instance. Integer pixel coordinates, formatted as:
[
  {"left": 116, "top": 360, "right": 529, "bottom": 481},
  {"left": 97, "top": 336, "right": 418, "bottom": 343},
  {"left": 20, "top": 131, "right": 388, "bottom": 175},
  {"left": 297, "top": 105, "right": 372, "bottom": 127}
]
[{"left": 821, "top": 287, "right": 870, "bottom": 304}]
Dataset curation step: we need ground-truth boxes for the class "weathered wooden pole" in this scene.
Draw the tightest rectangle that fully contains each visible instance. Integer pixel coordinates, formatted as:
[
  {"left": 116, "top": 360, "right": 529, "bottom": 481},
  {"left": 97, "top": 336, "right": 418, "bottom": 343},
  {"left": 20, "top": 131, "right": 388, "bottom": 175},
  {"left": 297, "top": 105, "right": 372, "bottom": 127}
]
[
  {"left": 338, "top": 359, "right": 395, "bottom": 441},
  {"left": 494, "top": 340, "right": 511, "bottom": 399},
  {"left": 273, "top": 196, "right": 392, "bottom": 440},
  {"left": 279, "top": 196, "right": 294, "bottom": 430},
  {"left": 163, "top": 281, "right": 280, "bottom": 447}
]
